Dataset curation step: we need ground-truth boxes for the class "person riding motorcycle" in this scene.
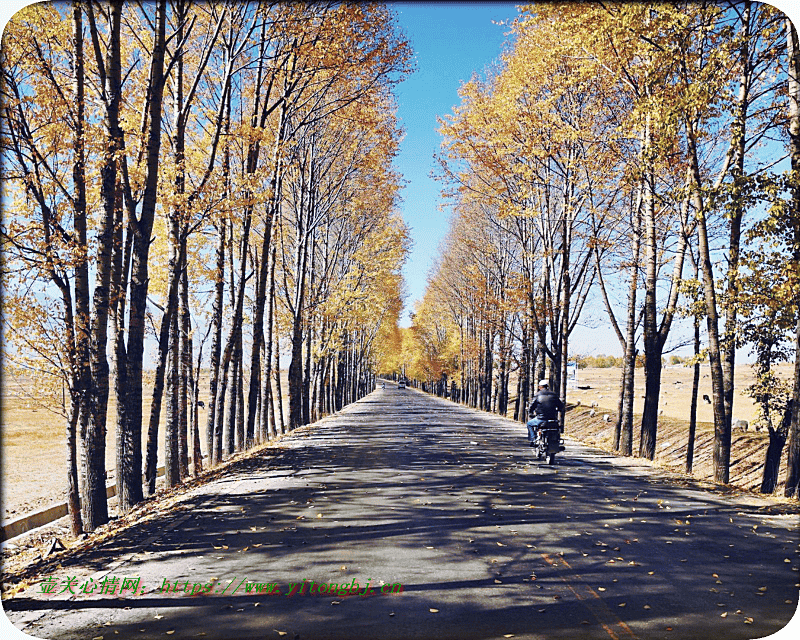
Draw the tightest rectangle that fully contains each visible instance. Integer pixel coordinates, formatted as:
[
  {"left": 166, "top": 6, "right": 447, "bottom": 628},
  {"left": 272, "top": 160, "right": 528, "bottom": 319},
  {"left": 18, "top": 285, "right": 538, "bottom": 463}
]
[{"left": 527, "top": 380, "right": 564, "bottom": 447}]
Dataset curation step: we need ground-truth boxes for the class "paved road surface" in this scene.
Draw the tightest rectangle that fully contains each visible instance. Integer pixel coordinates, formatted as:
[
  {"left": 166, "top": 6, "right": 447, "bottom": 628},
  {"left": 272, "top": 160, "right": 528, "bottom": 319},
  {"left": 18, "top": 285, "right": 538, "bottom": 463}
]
[{"left": 3, "top": 385, "right": 799, "bottom": 640}]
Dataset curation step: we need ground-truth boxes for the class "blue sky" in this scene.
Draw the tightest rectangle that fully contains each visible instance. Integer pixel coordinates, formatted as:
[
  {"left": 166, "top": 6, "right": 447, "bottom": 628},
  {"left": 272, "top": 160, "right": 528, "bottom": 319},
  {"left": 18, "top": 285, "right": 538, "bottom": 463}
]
[{"left": 390, "top": 2, "right": 519, "bottom": 326}]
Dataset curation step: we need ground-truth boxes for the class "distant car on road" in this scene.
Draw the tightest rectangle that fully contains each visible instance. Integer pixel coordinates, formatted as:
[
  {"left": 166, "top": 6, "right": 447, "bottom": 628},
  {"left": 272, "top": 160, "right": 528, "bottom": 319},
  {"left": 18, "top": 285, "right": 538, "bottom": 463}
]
[{"left": 398, "top": 381, "right": 406, "bottom": 389}]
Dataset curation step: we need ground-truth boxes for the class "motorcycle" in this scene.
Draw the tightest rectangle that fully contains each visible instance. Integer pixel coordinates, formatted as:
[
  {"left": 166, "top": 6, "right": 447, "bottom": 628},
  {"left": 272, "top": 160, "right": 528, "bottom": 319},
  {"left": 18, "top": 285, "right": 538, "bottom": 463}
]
[{"left": 533, "top": 420, "right": 565, "bottom": 464}]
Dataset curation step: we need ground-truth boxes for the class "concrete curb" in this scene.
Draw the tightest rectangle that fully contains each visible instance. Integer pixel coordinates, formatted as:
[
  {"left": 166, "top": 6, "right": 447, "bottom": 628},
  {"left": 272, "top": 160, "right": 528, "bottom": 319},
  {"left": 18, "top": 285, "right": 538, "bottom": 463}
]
[{"left": 1, "top": 466, "right": 169, "bottom": 542}]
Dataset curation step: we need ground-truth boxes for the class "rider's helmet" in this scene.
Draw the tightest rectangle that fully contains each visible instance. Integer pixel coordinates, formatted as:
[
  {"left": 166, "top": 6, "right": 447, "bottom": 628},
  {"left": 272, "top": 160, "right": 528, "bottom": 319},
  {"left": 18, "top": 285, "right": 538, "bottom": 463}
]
[{"left": 538, "top": 379, "right": 548, "bottom": 388}]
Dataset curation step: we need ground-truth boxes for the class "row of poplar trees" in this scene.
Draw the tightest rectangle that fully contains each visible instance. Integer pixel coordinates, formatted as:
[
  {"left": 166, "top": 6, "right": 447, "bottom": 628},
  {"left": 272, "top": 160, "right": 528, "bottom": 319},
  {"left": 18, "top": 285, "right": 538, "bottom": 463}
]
[
  {"left": 1, "top": 1, "right": 411, "bottom": 534},
  {"left": 407, "top": 1, "right": 800, "bottom": 496}
]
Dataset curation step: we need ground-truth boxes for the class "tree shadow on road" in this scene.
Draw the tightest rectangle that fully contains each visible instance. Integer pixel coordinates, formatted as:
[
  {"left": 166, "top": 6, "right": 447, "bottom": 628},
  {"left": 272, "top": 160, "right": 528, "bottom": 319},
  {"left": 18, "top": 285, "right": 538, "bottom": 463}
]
[{"left": 4, "top": 394, "right": 799, "bottom": 640}]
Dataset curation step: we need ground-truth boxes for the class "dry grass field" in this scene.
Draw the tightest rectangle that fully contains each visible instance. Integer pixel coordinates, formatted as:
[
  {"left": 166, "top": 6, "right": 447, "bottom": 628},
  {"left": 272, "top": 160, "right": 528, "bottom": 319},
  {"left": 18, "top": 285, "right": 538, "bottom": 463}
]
[
  {"left": 1, "top": 372, "right": 291, "bottom": 523},
  {"left": 563, "top": 363, "right": 796, "bottom": 494},
  {"left": 566, "top": 363, "right": 794, "bottom": 425}
]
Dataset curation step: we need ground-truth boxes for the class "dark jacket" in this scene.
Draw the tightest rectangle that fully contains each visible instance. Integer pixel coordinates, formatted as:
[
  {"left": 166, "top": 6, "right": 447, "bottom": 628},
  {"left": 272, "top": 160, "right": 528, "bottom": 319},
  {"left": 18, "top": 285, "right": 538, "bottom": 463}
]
[{"left": 529, "top": 389, "right": 564, "bottom": 421}]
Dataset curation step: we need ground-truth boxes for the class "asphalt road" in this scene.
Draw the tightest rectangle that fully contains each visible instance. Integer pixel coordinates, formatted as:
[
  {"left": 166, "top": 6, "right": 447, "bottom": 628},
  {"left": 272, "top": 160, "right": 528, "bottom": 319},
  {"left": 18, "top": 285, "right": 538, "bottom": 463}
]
[{"left": 3, "top": 384, "right": 799, "bottom": 640}]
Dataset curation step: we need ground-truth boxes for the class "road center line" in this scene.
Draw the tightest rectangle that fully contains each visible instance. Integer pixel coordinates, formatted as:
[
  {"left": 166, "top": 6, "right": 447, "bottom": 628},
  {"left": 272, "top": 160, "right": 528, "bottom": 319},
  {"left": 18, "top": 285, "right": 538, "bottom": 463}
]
[{"left": 541, "top": 553, "right": 638, "bottom": 640}]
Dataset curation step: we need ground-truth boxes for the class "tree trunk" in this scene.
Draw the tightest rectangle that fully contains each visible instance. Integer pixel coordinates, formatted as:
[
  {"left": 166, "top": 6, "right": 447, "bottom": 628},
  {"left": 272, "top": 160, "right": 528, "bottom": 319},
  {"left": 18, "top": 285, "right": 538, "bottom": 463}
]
[
  {"left": 206, "top": 216, "right": 228, "bottom": 460},
  {"left": 68, "top": 0, "right": 87, "bottom": 537},
  {"left": 687, "top": 296, "right": 701, "bottom": 474},
  {"left": 83, "top": 0, "right": 128, "bottom": 530},
  {"left": 687, "top": 117, "right": 731, "bottom": 483},
  {"left": 116, "top": 0, "right": 167, "bottom": 511},
  {"left": 761, "top": 424, "right": 787, "bottom": 494},
  {"left": 263, "top": 238, "right": 278, "bottom": 439},
  {"left": 274, "top": 328, "right": 286, "bottom": 433},
  {"left": 145, "top": 292, "right": 175, "bottom": 494},
  {"left": 785, "top": 18, "right": 800, "bottom": 498},
  {"left": 619, "top": 201, "right": 642, "bottom": 455},
  {"left": 236, "top": 338, "right": 245, "bottom": 450},
  {"left": 179, "top": 262, "right": 191, "bottom": 478},
  {"left": 639, "top": 119, "right": 660, "bottom": 460},
  {"left": 721, "top": 0, "right": 751, "bottom": 442},
  {"left": 191, "top": 334, "right": 203, "bottom": 476},
  {"left": 111, "top": 171, "right": 130, "bottom": 510},
  {"left": 228, "top": 340, "right": 241, "bottom": 454},
  {"left": 165, "top": 271, "right": 181, "bottom": 487}
]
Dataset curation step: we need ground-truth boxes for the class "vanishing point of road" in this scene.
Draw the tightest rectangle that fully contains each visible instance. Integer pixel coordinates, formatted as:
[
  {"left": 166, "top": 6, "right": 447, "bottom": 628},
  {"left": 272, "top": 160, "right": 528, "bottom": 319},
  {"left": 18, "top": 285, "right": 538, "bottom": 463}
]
[{"left": 3, "top": 384, "right": 799, "bottom": 640}]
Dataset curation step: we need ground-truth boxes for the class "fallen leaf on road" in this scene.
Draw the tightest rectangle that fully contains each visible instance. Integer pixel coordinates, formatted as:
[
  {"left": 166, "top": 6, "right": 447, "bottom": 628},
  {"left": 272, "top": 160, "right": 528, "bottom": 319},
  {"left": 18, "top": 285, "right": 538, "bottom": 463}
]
[
  {"left": 721, "top": 612, "right": 728, "bottom": 618},
  {"left": 166, "top": 632, "right": 175, "bottom": 635},
  {"left": 429, "top": 608, "right": 439, "bottom": 613},
  {"left": 744, "top": 618, "right": 754, "bottom": 624},
  {"left": 497, "top": 542, "right": 505, "bottom": 547},
  {"left": 154, "top": 615, "right": 163, "bottom": 620}
]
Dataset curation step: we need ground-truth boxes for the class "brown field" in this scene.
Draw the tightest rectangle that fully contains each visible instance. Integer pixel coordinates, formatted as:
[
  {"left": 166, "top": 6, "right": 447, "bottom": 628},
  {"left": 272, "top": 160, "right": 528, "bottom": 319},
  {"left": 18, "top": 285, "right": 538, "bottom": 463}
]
[
  {"left": 566, "top": 363, "right": 794, "bottom": 425},
  {"left": 562, "top": 363, "right": 796, "bottom": 494},
  {"left": 1, "top": 372, "right": 291, "bottom": 523}
]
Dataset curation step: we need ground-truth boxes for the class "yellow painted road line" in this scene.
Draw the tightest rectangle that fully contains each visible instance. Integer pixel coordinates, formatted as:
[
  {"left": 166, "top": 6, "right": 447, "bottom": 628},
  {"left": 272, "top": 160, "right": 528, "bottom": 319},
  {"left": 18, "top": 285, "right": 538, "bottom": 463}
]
[{"left": 541, "top": 553, "right": 638, "bottom": 640}]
